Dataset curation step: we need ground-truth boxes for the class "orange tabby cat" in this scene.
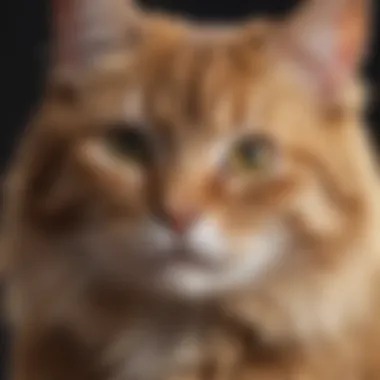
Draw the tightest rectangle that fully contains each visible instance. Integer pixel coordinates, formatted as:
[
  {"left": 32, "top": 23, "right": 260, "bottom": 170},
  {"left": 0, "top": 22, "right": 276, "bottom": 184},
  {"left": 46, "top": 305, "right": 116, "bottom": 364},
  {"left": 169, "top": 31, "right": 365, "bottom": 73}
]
[{"left": 2, "top": 0, "right": 380, "bottom": 379}]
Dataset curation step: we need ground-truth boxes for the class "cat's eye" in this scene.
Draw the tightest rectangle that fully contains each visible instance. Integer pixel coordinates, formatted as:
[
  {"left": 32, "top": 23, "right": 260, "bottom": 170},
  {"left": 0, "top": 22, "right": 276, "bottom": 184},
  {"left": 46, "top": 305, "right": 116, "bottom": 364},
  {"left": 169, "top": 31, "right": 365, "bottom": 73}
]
[
  {"left": 228, "top": 136, "right": 275, "bottom": 173},
  {"left": 105, "top": 124, "right": 153, "bottom": 165}
]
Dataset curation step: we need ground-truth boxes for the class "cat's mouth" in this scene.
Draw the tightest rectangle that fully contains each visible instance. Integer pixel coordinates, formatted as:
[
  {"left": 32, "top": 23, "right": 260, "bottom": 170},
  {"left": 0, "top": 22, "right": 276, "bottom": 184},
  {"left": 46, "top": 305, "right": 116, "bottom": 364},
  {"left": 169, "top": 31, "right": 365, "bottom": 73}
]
[{"left": 167, "top": 247, "right": 221, "bottom": 270}]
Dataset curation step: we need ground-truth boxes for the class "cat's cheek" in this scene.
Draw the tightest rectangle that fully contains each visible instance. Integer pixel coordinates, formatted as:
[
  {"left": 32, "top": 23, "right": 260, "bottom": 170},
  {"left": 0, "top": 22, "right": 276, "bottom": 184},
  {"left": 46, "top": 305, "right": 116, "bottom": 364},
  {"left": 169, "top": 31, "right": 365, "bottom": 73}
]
[
  {"left": 228, "top": 224, "right": 290, "bottom": 284},
  {"left": 80, "top": 221, "right": 177, "bottom": 281}
]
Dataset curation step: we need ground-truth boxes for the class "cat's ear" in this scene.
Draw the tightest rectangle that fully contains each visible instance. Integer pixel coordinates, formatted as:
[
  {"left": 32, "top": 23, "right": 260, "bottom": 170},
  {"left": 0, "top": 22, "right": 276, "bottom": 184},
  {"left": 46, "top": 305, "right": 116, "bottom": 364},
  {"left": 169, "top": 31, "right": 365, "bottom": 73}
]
[
  {"left": 52, "top": 0, "right": 142, "bottom": 77},
  {"left": 277, "top": 0, "right": 371, "bottom": 96}
]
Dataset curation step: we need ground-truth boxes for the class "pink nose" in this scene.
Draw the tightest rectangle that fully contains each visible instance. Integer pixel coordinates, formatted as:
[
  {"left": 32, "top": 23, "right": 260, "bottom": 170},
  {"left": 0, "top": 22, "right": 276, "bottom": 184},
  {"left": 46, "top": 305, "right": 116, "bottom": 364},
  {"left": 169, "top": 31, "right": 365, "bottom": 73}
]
[{"left": 169, "top": 208, "right": 199, "bottom": 234}]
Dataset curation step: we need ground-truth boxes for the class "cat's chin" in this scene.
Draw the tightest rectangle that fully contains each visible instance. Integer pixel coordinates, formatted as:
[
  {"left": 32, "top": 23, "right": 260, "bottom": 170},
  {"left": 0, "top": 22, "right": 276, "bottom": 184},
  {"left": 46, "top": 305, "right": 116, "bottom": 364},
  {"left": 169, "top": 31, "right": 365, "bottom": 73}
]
[
  {"left": 157, "top": 264, "right": 231, "bottom": 299},
  {"left": 150, "top": 248, "right": 278, "bottom": 300},
  {"left": 140, "top": 249, "right": 228, "bottom": 299},
  {"left": 110, "top": 246, "right": 228, "bottom": 300}
]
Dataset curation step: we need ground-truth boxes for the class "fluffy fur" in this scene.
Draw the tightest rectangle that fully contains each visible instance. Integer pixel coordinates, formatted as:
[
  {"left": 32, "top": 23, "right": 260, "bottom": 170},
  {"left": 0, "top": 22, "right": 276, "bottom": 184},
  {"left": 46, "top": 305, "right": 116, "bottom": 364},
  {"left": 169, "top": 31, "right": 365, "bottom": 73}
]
[{"left": 2, "top": 0, "right": 380, "bottom": 379}]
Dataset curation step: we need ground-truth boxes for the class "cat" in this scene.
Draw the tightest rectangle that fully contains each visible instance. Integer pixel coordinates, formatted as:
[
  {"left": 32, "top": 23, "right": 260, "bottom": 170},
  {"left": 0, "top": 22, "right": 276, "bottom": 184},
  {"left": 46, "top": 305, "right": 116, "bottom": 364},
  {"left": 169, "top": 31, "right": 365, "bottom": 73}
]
[{"left": 2, "top": 0, "right": 380, "bottom": 379}]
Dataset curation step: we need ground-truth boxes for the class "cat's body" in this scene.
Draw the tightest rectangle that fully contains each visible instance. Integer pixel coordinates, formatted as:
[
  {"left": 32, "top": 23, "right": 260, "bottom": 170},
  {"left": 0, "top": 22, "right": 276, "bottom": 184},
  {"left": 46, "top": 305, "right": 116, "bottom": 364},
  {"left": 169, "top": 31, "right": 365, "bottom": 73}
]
[{"left": 2, "top": 0, "right": 380, "bottom": 379}]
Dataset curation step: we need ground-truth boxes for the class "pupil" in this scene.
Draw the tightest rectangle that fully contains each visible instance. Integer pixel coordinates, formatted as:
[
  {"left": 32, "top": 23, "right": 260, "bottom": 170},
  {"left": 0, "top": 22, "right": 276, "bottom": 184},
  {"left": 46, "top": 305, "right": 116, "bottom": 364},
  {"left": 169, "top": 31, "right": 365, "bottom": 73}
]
[
  {"left": 106, "top": 125, "right": 152, "bottom": 164},
  {"left": 239, "top": 140, "right": 264, "bottom": 164},
  {"left": 115, "top": 131, "right": 143, "bottom": 152}
]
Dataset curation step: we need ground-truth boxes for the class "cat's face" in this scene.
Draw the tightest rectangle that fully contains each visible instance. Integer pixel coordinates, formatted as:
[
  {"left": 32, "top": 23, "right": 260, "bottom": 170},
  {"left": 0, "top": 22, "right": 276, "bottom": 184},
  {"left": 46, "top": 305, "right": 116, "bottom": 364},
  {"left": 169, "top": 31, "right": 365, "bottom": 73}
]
[
  {"left": 76, "top": 53, "right": 296, "bottom": 298},
  {"left": 72, "top": 47, "right": 335, "bottom": 299},
  {"left": 6, "top": 0, "right": 378, "bottom": 303}
]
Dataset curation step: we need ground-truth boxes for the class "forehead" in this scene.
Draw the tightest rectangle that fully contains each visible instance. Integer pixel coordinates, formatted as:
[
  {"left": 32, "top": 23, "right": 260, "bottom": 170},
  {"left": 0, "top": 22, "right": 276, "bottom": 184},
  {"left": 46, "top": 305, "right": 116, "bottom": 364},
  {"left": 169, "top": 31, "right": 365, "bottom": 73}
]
[{"left": 86, "top": 20, "right": 314, "bottom": 144}]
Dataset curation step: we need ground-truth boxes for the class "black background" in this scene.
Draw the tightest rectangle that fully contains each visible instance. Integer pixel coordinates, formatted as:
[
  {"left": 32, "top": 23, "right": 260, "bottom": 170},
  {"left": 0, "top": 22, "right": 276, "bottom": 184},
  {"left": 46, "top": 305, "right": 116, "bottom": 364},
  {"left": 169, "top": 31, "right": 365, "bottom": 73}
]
[{"left": 1, "top": 0, "right": 379, "bottom": 375}]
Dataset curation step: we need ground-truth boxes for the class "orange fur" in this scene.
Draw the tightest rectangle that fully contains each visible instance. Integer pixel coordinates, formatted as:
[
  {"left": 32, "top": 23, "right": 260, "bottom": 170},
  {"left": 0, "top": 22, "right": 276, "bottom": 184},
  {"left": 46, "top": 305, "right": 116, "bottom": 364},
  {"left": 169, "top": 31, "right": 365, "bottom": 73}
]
[{"left": 2, "top": 0, "right": 380, "bottom": 379}]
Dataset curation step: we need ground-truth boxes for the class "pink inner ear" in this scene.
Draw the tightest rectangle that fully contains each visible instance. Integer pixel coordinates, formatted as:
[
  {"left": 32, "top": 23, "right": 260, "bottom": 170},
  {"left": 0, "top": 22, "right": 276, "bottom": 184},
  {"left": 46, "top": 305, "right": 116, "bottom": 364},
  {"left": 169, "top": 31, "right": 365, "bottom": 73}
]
[
  {"left": 280, "top": 0, "right": 370, "bottom": 99},
  {"left": 339, "top": 8, "right": 367, "bottom": 71}
]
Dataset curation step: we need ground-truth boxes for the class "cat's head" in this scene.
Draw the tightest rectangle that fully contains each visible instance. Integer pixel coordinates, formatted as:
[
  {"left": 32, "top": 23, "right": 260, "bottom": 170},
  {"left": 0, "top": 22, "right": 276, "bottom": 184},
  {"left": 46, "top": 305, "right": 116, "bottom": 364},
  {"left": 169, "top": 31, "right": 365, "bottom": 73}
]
[{"left": 4, "top": 0, "right": 380, "bottom": 312}]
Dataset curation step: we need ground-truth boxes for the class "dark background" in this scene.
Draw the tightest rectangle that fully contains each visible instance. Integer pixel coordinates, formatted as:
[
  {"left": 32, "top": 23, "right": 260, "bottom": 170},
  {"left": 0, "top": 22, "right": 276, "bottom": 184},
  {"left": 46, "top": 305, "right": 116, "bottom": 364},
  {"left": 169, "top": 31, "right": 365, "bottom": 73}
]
[{"left": 1, "top": 0, "right": 379, "bottom": 376}]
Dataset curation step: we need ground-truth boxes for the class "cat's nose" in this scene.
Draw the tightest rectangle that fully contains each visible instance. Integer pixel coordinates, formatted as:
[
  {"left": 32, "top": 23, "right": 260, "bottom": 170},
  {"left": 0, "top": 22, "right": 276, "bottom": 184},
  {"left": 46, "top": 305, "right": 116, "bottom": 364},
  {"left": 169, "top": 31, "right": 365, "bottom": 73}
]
[
  {"left": 170, "top": 208, "right": 199, "bottom": 234},
  {"left": 159, "top": 205, "right": 199, "bottom": 234}
]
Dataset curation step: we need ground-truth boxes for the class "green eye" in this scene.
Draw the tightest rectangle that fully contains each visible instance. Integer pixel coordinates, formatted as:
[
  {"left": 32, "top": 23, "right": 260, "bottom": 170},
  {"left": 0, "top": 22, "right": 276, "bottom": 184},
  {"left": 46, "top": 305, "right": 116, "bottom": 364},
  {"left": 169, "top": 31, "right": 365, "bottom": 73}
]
[
  {"left": 105, "top": 125, "right": 153, "bottom": 165},
  {"left": 229, "top": 136, "right": 275, "bottom": 173}
]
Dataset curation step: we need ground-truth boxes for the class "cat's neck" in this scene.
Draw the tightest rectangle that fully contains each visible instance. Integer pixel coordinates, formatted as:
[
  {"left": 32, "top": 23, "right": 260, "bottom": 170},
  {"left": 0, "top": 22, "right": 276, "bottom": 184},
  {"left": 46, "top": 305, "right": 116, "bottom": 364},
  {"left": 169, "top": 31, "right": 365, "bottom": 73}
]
[
  {"left": 95, "top": 287, "right": 380, "bottom": 380},
  {"left": 26, "top": 262, "right": 380, "bottom": 380}
]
